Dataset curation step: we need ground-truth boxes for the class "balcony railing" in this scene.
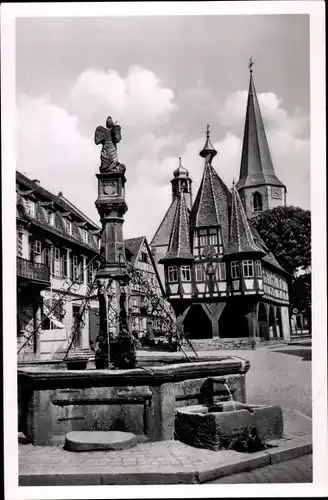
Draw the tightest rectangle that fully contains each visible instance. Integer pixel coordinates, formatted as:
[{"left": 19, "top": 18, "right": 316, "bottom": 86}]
[{"left": 17, "top": 257, "right": 50, "bottom": 284}]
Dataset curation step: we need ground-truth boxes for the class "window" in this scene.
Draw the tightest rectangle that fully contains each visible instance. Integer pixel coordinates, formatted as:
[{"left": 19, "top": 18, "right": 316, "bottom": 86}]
[
  {"left": 230, "top": 261, "right": 240, "bottom": 279},
  {"left": 196, "top": 227, "right": 223, "bottom": 255},
  {"left": 181, "top": 265, "right": 191, "bottom": 282},
  {"left": 82, "top": 229, "right": 88, "bottom": 243},
  {"left": 44, "top": 244, "right": 51, "bottom": 267},
  {"left": 72, "top": 255, "right": 80, "bottom": 281},
  {"left": 253, "top": 192, "right": 263, "bottom": 213},
  {"left": 62, "top": 251, "right": 68, "bottom": 278},
  {"left": 243, "top": 260, "right": 254, "bottom": 278},
  {"left": 25, "top": 199, "right": 35, "bottom": 217},
  {"left": 45, "top": 209, "right": 55, "bottom": 225},
  {"left": 195, "top": 264, "right": 204, "bottom": 282},
  {"left": 64, "top": 219, "right": 72, "bottom": 235},
  {"left": 52, "top": 247, "right": 61, "bottom": 277},
  {"left": 255, "top": 260, "right": 262, "bottom": 277},
  {"left": 168, "top": 266, "right": 178, "bottom": 283},
  {"left": 139, "top": 251, "right": 148, "bottom": 263},
  {"left": 87, "top": 261, "right": 95, "bottom": 284},
  {"left": 219, "top": 262, "right": 226, "bottom": 281}
]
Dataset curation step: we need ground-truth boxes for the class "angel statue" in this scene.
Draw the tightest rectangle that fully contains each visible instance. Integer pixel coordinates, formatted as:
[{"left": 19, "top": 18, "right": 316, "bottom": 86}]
[{"left": 94, "top": 116, "right": 126, "bottom": 173}]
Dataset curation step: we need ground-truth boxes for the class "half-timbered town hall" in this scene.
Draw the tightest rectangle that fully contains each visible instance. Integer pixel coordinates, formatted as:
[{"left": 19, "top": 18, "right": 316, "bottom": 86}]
[{"left": 151, "top": 67, "right": 290, "bottom": 341}]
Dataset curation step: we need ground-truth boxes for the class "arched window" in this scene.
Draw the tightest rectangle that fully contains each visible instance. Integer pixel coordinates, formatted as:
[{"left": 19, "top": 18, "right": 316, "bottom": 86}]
[{"left": 253, "top": 191, "right": 263, "bottom": 213}]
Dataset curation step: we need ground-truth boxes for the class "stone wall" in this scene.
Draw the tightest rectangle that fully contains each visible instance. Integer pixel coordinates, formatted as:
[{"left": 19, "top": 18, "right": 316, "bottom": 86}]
[{"left": 18, "top": 357, "right": 249, "bottom": 445}]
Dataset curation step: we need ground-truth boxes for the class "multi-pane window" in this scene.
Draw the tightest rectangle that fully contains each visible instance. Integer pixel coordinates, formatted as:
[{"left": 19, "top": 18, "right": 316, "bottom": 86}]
[
  {"left": 195, "top": 264, "right": 204, "bottom": 282},
  {"left": 243, "top": 260, "right": 254, "bottom": 278},
  {"left": 25, "top": 199, "right": 35, "bottom": 217},
  {"left": 168, "top": 266, "right": 178, "bottom": 283},
  {"left": 196, "top": 227, "right": 223, "bottom": 255},
  {"left": 181, "top": 265, "right": 191, "bottom": 282},
  {"left": 87, "top": 261, "right": 95, "bottom": 284},
  {"left": 64, "top": 219, "right": 72, "bottom": 235},
  {"left": 33, "top": 240, "right": 42, "bottom": 263},
  {"left": 219, "top": 262, "right": 226, "bottom": 281},
  {"left": 230, "top": 261, "right": 240, "bottom": 279},
  {"left": 255, "top": 260, "right": 262, "bottom": 277},
  {"left": 72, "top": 255, "right": 80, "bottom": 281},
  {"left": 131, "top": 295, "right": 139, "bottom": 312}
]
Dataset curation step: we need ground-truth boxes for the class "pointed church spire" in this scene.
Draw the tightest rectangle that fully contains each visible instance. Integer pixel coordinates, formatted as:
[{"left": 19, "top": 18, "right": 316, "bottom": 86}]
[
  {"left": 160, "top": 193, "right": 193, "bottom": 261},
  {"left": 199, "top": 124, "right": 217, "bottom": 163},
  {"left": 236, "top": 61, "right": 285, "bottom": 190},
  {"left": 225, "top": 184, "right": 265, "bottom": 257}
]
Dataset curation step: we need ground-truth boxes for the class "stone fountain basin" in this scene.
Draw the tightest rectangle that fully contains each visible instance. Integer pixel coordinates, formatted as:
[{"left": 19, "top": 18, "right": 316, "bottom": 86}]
[{"left": 175, "top": 402, "right": 283, "bottom": 451}]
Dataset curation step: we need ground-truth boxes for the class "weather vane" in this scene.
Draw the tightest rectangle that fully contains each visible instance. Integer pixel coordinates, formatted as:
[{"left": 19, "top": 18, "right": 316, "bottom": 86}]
[{"left": 248, "top": 57, "right": 254, "bottom": 72}]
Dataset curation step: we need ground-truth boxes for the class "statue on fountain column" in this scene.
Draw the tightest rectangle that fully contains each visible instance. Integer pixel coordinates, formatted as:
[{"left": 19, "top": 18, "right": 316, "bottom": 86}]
[{"left": 94, "top": 116, "right": 126, "bottom": 173}]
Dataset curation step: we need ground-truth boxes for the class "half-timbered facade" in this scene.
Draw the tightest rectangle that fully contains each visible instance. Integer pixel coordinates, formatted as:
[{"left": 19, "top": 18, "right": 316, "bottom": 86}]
[{"left": 151, "top": 69, "right": 291, "bottom": 342}]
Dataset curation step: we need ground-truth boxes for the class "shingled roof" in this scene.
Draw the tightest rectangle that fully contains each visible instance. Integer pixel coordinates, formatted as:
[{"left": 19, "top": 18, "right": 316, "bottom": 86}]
[
  {"left": 160, "top": 193, "right": 193, "bottom": 262},
  {"left": 236, "top": 71, "right": 285, "bottom": 190},
  {"left": 124, "top": 236, "right": 145, "bottom": 265},
  {"left": 225, "top": 184, "right": 265, "bottom": 257},
  {"left": 16, "top": 171, "right": 100, "bottom": 229},
  {"left": 190, "top": 161, "right": 231, "bottom": 243}
]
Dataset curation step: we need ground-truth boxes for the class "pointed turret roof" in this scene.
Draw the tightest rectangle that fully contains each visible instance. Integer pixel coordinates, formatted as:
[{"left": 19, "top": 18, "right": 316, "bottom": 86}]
[
  {"left": 225, "top": 183, "right": 265, "bottom": 257},
  {"left": 160, "top": 193, "right": 193, "bottom": 261},
  {"left": 150, "top": 197, "right": 179, "bottom": 248},
  {"left": 236, "top": 61, "right": 285, "bottom": 190},
  {"left": 199, "top": 124, "right": 217, "bottom": 162}
]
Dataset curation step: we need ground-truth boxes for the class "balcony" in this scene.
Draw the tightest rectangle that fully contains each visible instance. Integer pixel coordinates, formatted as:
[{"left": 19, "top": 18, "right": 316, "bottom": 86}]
[{"left": 17, "top": 257, "right": 50, "bottom": 286}]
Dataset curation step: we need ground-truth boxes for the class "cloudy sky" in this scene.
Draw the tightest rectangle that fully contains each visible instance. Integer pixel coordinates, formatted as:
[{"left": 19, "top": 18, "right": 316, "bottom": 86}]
[{"left": 16, "top": 14, "right": 310, "bottom": 240}]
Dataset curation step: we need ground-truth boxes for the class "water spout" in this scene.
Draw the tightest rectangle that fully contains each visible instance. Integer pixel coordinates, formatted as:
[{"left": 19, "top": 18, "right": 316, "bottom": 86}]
[{"left": 224, "top": 383, "right": 236, "bottom": 412}]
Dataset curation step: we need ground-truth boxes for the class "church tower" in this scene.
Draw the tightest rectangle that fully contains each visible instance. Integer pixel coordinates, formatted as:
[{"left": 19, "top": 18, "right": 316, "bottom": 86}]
[{"left": 236, "top": 59, "right": 287, "bottom": 218}]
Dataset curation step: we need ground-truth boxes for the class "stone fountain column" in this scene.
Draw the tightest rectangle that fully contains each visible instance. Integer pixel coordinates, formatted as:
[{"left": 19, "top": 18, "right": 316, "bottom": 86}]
[{"left": 94, "top": 116, "right": 132, "bottom": 368}]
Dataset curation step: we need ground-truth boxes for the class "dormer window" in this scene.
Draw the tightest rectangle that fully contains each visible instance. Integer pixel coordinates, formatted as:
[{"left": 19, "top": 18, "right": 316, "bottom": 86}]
[
  {"left": 82, "top": 228, "right": 88, "bottom": 243},
  {"left": 181, "top": 265, "right": 191, "bottom": 282},
  {"left": 47, "top": 210, "right": 55, "bottom": 225},
  {"left": 253, "top": 192, "right": 263, "bottom": 213},
  {"left": 168, "top": 266, "right": 178, "bottom": 283},
  {"left": 230, "top": 261, "right": 240, "bottom": 279},
  {"left": 196, "top": 227, "right": 223, "bottom": 255},
  {"left": 63, "top": 219, "right": 72, "bottom": 235},
  {"left": 25, "top": 199, "right": 35, "bottom": 217}
]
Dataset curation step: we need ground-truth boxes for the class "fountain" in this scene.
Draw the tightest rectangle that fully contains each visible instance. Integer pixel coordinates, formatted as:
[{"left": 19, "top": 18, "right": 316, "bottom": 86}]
[
  {"left": 17, "top": 115, "right": 253, "bottom": 447},
  {"left": 174, "top": 378, "right": 283, "bottom": 452}
]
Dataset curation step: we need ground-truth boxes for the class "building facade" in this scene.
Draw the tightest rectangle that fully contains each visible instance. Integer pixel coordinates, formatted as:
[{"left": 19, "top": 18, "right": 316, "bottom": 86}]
[
  {"left": 151, "top": 69, "right": 290, "bottom": 341},
  {"left": 16, "top": 172, "right": 163, "bottom": 361}
]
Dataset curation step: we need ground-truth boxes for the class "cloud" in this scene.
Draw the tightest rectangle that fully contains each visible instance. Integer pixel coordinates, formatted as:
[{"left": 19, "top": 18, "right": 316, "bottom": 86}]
[
  {"left": 16, "top": 67, "right": 179, "bottom": 238},
  {"left": 216, "top": 89, "right": 310, "bottom": 209},
  {"left": 67, "top": 66, "right": 176, "bottom": 131},
  {"left": 16, "top": 67, "right": 311, "bottom": 248}
]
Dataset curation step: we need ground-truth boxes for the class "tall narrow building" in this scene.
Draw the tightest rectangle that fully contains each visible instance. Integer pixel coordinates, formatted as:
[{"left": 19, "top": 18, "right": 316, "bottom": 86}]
[{"left": 236, "top": 60, "right": 287, "bottom": 218}]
